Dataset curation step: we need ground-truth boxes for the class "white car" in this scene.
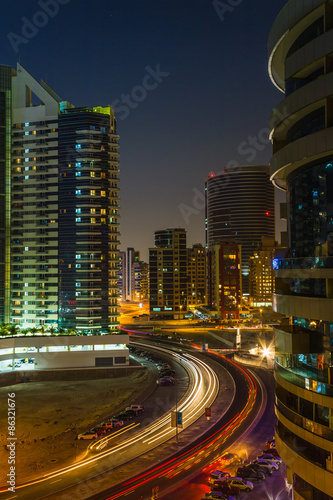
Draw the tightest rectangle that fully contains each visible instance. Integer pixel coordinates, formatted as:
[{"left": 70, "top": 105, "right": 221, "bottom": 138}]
[
  {"left": 208, "top": 470, "right": 230, "bottom": 484},
  {"left": 77, "top": 431, "right": 98, "bottom": 440},
  {"left": 252, "top": 458, "right": 279, "bottom": 471},
  {"left": 258, "top": 453, "right": 282, "bottom": 464},
  {"left": 125, "top": 404, "right": 144, "bottom": 413},
  {"left": 227, "top": 477, "right": 253, "bottom": 492}
]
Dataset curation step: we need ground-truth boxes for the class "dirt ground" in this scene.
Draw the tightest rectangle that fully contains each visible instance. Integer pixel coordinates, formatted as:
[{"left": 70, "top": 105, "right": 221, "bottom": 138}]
[{"left": 0, "top": 368, "right": 154, "bottom": 485}]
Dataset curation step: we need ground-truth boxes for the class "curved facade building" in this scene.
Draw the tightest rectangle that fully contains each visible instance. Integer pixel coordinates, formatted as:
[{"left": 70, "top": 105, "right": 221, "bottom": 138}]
[
  {"left": 269, "top": 1, "right": 333, "bottom": 498},
  {"left": 205, "top": 165, "right": 275, "bottom": 293}
]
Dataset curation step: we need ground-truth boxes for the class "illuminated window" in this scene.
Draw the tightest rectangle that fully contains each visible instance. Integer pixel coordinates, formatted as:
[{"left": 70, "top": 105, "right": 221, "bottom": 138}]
[
  {"left": 76, "top": 208, "right": 81, "bottom": 214},
  {"left": 76, "top": 162, "right": 81, "bottom": 168},
  {"left": 75, "top": 217, "right": 81, "bottom": 223},
  {"left": 90, "top": 218, "right": 96, "bottom": 224},
  {"left": 90, "top": 172, "right": 95, "bottom": 177},
  {"left": 101, "top": 218, "right": 106, "bottom": 224},
  {"left": 76, "top": 254, "right": 81, "bottom": 259},
  {"left": 76, "top": 282, "right": 81, "bottom": 287},
  {"left": 90, "top": 208, "right": 96, "bottom": 214},
  {"left": 76, "top": 190, "right": 81, "bottom": 195},
  {"left": 75, "top": 171, "right": 81, "bottom": 176},
  {"left": 90, "top": 190, "right": 95, "bottom": 196},
  {"left": 101, "top": 190, "right": 106, "bottom": 197},
  {"left": 100, "top": 172, "right": 106, "bottom": 178},
  {"left": 101, "top": 208, "right": 106, "bottom": 215},
  {"left": 75, "top": 144, "right": 82, "bottom": 149}
]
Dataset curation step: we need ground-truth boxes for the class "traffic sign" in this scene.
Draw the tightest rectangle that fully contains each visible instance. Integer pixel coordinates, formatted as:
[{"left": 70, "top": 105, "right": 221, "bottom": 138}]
[{"left": 171, "top": 411, "right": 183, "bottom": 428}]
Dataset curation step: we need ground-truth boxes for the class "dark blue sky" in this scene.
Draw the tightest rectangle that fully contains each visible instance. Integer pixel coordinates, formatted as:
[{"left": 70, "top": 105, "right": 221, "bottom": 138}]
[{"left": 1, "top": 0, "right": 287, "bottom": 261}]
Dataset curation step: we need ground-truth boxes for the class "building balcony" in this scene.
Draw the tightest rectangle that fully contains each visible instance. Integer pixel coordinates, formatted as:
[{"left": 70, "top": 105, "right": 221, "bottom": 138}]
[
  {"left": 273, "top": 293, "right": 333, "bottom": 322},
  {"left": 275, "top": 324, "right": 323, "bottom": 355},
  {"left": 275, "top": 396, "right": 333, "bottom": 443},
  {"left": 275, "top": 360, "right": 333, "bottom": 397}
]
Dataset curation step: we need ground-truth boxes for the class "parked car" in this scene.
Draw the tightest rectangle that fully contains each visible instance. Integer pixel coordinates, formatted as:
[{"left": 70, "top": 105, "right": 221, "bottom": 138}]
[
  {"left": 205, "top": 492, "right": 232, "bottom": 500},
  {"left": 90, "top": 427, "right": 106, "bottom": 436},
  {"left": 156, "top": 377, "right": 174, "bottom": 386},
  {"left": 125, "top": 404, "right": 144, "bottom": 414},
  {"left": 266, "top": 438, "right": 276, "bottom": 448},
  {"left": 247, "top": 462, "right": 272, "bottom": 476},
  {"left": 114, "top": 411, "right": 135, "bottom": 421},
  {"left": 219, "top": 452, "right": 242, "bottom": 467},
  {"left": 227, "top": 478, "right": 253, "bottom": 492},
  {"left": 258, "top": 453, "right": 282, "bottom": 464},
  {"left": 212, "top": 481, "right": 241, "bottom": 496},
  {"left": 262, "top": 447, "right": 280, "bottom": 457},
  {"left": 251, "top": 458, "right": 279, "bottom": 471},
  {"left": 236, "top": 466, "right": 265, "bottom": 482},
  {"left": 77, "top": 431, "right": 98, "bottom": 440},
  {"left": 208, "top": 470, "right": 230, "bottom": 484},
  {"left": 108, "top": 417, "right": 124, "bottom": 424},
  {"left": 211, "top": 474, "right": 231, "bottom": 487}
]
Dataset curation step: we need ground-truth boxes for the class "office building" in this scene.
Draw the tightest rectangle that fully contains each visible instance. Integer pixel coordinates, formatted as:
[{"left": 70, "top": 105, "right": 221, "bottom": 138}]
[
  {"left": 269, "top": 1, "right": 333, "bottom": 497},
  {"left": 187, "top": 244, "right": 206, "bottom": 308},
  {"left": 149, "top": 228, "right": 187, "bottom": 319},
  {"left": 0, "top": 65, "right": 12, "bottom": 324},
  {"left": 207, "top": 241, "right": 242, "bottom": 319},
  {"left": 205, "top": 166, "right": 275, "bottom": 294},
  {"left": 248, "top": 236, "right": 286, "bottom": 307},
  {"left": 132, "top": 260, "right": 149, "bottom": 301},
  {"left": 2, "top": 63, "right": 120, "bottom": 333}
]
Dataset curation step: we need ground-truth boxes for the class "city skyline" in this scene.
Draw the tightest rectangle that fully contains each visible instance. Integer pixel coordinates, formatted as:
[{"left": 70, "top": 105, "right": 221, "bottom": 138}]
[{"left": 1, "top": 0, "right": 287, "bottom": 261}]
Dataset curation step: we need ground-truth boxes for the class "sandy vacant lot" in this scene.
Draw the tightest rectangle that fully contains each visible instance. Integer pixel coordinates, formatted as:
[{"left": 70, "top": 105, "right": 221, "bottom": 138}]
[{"left": 0, "top": 368, "right": 155, "bottom": 484}]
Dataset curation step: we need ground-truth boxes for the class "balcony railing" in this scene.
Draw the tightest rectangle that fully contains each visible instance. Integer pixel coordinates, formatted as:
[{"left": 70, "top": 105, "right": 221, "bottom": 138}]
[
  {"left": 274, "top": 256, "right": 333, "bottom": 270},
  {"left": 276, "top": 361, "right": 333, "bottom": 396},
  {"left": 275, "top": 396, "right": 333, "bottom": 442}
]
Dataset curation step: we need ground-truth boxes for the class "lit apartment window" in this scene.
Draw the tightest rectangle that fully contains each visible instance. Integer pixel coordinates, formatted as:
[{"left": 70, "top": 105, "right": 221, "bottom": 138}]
[
  {"left": 90, "top": 218, "right": 96, "bottom": 224},
  {"left": 90, "top": 190, "right": 95, "bottom": 196},
  {"left": 101, "top": 190, "right": 106, "bottom": 197},
  {"left": 90, "top": 208, "right": 96, "bottom": 214},
  {"left": 90, "top": 172, "right": 95, "bottom": 177},
  {"left": 101, "top": 208, "right": 106, "bottom": 215}
]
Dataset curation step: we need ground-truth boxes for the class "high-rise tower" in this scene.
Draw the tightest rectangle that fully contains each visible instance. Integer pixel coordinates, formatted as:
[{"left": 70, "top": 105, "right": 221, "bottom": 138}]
[
  {"left": 269, "top": 1, "right": 333, "bottom": 497},
  {"left": 205, "top": 165, "right": 275, "bottom": 293},
  {"left": 1, "top": 64, "right": 120, "bottom": 333}
]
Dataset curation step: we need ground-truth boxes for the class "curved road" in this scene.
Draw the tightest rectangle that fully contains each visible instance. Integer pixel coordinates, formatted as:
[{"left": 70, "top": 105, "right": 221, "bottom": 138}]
[{"left": 0, "top": 344, "right": 219, "bottom": 500}]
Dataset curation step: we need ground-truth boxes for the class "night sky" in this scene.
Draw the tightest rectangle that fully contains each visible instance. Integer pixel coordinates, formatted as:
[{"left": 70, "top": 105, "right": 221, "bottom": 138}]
[{"left": 1, "top": 0, "right": 287, "bottom": 261}]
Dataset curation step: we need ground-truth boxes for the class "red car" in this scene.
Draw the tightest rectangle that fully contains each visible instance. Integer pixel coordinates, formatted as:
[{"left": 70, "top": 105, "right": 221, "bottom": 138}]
[
  {"left": 212, "top": 482, "right": 241, "bottom": 496},
  {"left": 91, "top": 427, "right": 106, "bottom": 436}
]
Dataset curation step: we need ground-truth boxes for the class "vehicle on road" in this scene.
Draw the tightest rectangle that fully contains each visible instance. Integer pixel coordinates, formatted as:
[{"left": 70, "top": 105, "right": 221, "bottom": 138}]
[
  {"left": 251, "top": 458, "right": 279, "bottom": 471},
  {"left": 156, "top": 377, "right": 174, "bottom": 386},
  {"left": 227, "top": 478, "right": 253, "bottom": 492},
  {"left": 77, "top": 431, "right": 98, "bottom": 440}
]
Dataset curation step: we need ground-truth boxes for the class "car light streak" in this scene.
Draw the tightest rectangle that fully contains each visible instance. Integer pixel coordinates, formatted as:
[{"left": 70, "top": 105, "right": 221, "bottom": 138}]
[
  {"left": 1, "top": 343, "right": 219, "bottom": 495},
  {"left": 110, "top": 354, "right": 259, "bottom": 500}
]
